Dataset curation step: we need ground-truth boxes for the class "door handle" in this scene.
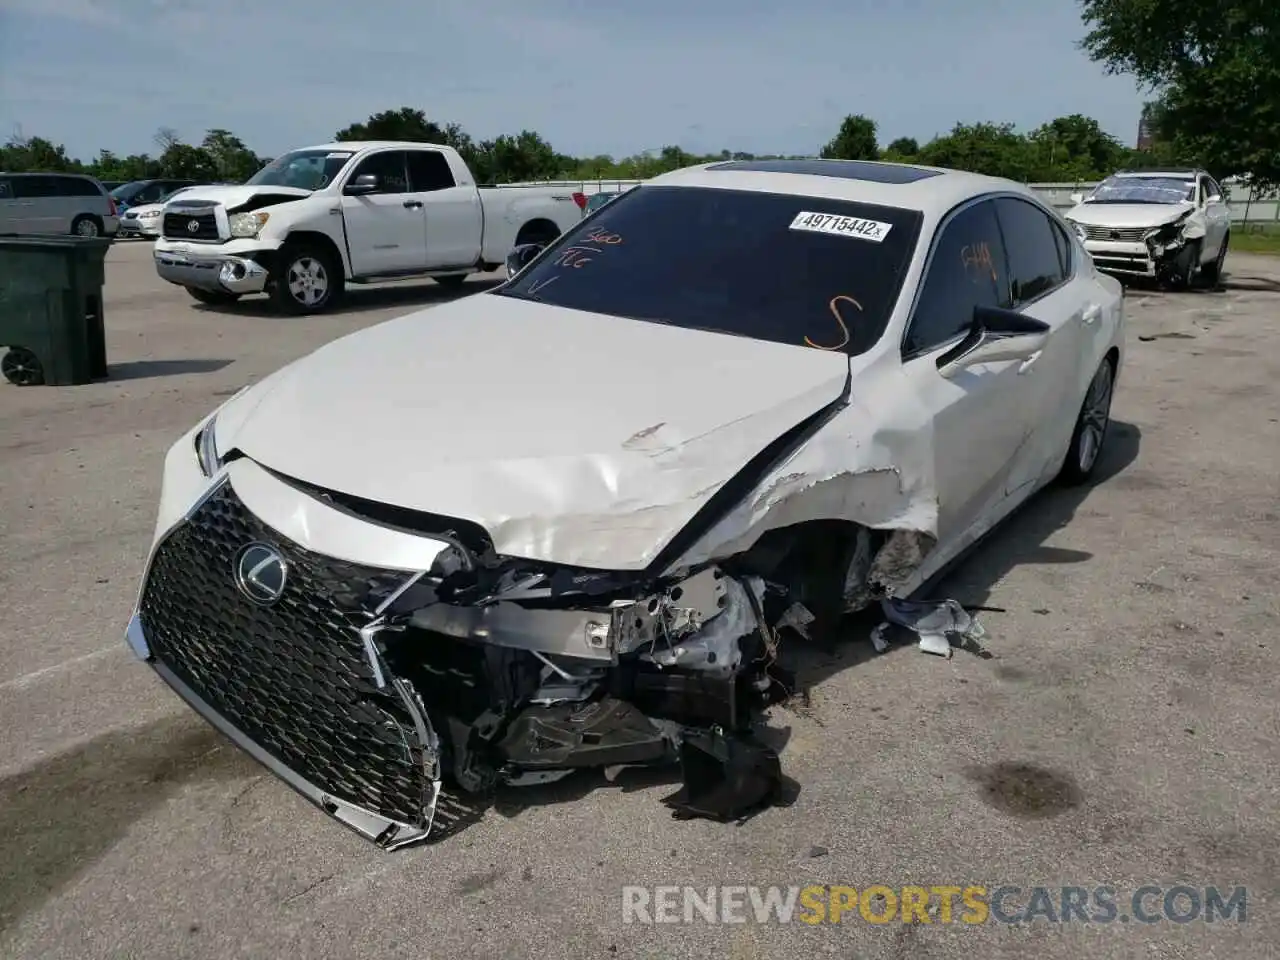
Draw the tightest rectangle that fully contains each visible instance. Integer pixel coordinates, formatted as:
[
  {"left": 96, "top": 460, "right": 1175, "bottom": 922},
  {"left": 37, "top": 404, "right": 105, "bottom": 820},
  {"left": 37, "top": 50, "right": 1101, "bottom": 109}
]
[
  {"left": 1082, "top": 304, "right": 1102, "bottom": 325},
  {"left": 403, "top": 200, "right": 423, "bottom": 209},
  {"left": 1017, "top": 350, "right": 1042, "bottom": 375}
]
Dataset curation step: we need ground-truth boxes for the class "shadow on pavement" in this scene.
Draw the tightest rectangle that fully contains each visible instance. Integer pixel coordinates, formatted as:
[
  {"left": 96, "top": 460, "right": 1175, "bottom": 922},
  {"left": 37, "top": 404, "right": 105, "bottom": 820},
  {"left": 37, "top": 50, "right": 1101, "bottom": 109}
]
[
  {"left": 192, "top": 278, "right": 504, "bottom": 318},
  {"left": 107, "top": 358, "right": 234, "bottom": 381},
  {"left": 0, "top": 713, "right": 256, "bottom": 935},
  {"left": 781, "top": 420, "right": 1144, "bottom": 689}
]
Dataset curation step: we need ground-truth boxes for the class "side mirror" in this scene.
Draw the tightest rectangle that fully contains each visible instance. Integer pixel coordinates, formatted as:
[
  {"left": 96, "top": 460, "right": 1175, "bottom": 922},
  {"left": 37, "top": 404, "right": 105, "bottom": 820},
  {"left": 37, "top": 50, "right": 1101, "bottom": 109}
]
[
  {"left": 345, "top": 174, "right": 379, "bottom": 195},
  {"left": 937, "top": 305, "right": 1051, "bottom": 378},
  {"left": 505, "top": 242, "right": 546, "bottom": 279},
  {"left": 1069, "top": 192, "right": 1084, "bottom": 205},
  {"left": 1207, "top": 193, "right": 1223, "bottom": 205}
]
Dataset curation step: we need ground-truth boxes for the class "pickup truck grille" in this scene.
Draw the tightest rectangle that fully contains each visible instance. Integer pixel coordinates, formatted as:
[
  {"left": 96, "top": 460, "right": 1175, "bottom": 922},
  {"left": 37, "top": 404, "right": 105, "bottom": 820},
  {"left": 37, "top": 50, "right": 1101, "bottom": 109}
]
[
  {"left": 137, "top": 480, "right": 435, "bottom": 829},
  {"left": 163, "top": 210, "right": 220, "bottom": 241},
  {"left": 1083, "top": 225, "right": 1149, "bottom": 243}
]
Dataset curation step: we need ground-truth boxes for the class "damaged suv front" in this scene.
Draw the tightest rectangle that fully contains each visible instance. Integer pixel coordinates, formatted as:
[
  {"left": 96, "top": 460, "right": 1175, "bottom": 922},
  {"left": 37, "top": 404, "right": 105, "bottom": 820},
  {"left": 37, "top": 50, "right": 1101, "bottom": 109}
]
[
  {"left": 1063, "top": 171, "right": 1206, "bottom": 283},
  {"left": 125, "top": 179, "right": 930, "bottom": 848}
]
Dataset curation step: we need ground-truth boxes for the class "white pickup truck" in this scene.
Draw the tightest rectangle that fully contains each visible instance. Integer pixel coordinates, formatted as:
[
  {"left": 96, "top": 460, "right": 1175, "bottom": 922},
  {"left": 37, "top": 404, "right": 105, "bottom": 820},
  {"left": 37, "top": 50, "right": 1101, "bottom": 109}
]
[{"left": 152, "top": 141, "right": 589, "bottom": 314}]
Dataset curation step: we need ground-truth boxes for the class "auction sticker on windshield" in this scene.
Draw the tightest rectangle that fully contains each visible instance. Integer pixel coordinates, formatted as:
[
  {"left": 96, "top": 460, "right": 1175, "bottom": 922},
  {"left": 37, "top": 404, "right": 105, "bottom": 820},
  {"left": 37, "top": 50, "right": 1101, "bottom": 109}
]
[{"left": 789, "top": 211, "right": 893, "bottom": 243}]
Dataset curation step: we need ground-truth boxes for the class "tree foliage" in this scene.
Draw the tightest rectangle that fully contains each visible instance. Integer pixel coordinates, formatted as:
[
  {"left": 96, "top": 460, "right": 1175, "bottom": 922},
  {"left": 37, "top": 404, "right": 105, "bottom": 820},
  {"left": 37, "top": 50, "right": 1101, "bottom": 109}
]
[
  {"left": 821, "top": 114, "right": 879, "bottom": 161},
  {"left": 1080, "top": 0, "right": 1280, "bottom": 186},
  {"left": 0, "top": 104, "right": 1202, "bottom": 187}
]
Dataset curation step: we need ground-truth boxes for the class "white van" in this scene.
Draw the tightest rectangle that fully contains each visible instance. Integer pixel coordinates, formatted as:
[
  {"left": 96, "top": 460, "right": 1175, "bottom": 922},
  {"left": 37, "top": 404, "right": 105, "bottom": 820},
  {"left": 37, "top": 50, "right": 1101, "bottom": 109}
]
[{"left": 0, "top": 173, "right": 120, "bottom": 237}]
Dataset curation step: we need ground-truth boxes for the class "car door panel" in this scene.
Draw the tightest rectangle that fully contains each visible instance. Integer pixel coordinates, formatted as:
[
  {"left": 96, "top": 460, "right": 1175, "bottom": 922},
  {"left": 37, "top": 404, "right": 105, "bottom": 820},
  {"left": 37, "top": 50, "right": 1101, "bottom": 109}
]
[
  {"left": 992, "top": 197, "right": 1088, "bottom": 497},
  {"left": 340, "top": 151, "right": 428, "bottom": 276},
  {"left": 406, "top": 150, "right": 482, "bottom": 269},
  {"left": 900, "top": 197, "right": 1043, "bottom": 545}
]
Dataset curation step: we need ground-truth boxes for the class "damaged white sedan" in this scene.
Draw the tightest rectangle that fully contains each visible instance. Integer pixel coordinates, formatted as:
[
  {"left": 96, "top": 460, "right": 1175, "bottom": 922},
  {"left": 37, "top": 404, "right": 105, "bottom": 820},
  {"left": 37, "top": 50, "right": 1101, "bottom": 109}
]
[{"left": 124, "top": 157, "right": 1126, "bottom": 849}]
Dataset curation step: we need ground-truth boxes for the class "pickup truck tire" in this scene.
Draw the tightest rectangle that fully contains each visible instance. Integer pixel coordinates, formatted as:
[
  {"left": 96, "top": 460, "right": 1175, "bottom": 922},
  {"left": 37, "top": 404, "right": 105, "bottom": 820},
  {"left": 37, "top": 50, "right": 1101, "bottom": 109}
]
[
  {"left": 270, "top": 242, "right": 343, "bottom": 315},
  {"left": 434, "top": 274, "right": 468, "bottom": 289},
  {"left": 186, "top": 287, "right": 241, "bottom": 306}
]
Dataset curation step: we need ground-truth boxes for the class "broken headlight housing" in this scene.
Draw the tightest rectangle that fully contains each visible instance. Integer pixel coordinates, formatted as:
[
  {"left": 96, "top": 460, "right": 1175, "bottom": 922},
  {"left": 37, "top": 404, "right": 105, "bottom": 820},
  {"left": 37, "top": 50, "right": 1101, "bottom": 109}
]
[
  {"left": 194, "top": 415, "right": 223, "bottom": 476},
  {"left": 228, "top": 211, "right": 270, "bottom": 239}
]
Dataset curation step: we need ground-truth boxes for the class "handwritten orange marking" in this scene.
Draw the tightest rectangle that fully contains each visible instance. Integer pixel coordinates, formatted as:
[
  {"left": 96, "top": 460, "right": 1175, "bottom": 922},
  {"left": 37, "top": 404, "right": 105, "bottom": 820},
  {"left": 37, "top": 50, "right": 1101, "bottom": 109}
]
[
  {"left": 960, "top": 241, "right": 997, "bottom": 283},
  {"left": 805, "top": 294, "right": 861, "bottom": 351},
  {"left": 554, "top": 245, "right": 598, "bottom": 268},
  {"left": 584, "top": 228, "right": 623, "bottom": 245}
]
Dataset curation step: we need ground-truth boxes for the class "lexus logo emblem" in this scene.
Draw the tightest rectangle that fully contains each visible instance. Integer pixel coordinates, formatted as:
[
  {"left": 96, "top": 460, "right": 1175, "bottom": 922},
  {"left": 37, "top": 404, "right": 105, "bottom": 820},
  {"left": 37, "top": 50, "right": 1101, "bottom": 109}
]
[
  {"left": 234, "top": 542, "right": 288, "bottom": 605},
  {"left": 188, "top": 219, "right": 201, "bottom": 233}
]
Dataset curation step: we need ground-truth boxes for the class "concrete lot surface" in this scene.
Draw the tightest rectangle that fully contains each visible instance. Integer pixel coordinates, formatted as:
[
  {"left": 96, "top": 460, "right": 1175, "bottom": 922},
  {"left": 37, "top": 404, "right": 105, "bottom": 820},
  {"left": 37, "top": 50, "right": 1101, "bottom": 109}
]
[{"left": 1, "top": 242, "right": 1277, "bottom": 959}]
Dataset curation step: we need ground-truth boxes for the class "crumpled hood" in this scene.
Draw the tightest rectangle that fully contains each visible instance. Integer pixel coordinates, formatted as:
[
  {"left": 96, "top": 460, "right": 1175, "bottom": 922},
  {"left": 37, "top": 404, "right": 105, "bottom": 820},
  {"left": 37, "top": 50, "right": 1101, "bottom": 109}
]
[
  {"left": 215, "top": 294, "right": 851, "bottom": 570},
  {"left": 1065, "top": 202, "right": 1193, "bottom": 229},
  {"left": 168, "top": 184, "right": 312, "bottom": 210}
]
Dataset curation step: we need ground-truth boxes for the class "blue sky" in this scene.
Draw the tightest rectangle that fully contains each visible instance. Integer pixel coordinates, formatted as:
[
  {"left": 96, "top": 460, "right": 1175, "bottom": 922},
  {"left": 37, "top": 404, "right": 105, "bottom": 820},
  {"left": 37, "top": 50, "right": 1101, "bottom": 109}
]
[{"left": 0, "top": 0, "right": 1146, "bottom": 162}]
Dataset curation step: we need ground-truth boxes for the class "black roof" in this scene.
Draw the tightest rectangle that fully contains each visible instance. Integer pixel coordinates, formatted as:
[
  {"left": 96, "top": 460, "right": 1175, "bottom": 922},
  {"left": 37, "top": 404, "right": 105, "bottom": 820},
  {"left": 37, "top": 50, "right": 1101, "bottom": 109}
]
[{"left": 705, "top": 158, "right": 944, "bottom": 184}]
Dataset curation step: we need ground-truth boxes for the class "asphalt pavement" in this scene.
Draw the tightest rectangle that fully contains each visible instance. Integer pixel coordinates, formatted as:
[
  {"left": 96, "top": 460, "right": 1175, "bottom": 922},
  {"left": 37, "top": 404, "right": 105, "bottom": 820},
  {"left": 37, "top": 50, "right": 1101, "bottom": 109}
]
[{"left": 1, "top": 241, "right": 1276, "bottom": 959}]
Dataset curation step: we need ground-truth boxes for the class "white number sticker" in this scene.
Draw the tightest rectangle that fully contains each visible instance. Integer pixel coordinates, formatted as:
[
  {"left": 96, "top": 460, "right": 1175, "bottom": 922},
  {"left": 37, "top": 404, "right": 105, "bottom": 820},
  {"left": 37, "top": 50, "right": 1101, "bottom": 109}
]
[{"left": 789, "top": 211, "right": 893, "bottom": 243}]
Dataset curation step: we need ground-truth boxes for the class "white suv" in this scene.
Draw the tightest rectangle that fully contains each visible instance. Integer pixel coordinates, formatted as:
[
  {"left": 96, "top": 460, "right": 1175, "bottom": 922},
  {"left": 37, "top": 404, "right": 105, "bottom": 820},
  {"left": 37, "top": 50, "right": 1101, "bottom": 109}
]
[{"left": 1062, "top": 169, "right": 1231, "bottom": 286}]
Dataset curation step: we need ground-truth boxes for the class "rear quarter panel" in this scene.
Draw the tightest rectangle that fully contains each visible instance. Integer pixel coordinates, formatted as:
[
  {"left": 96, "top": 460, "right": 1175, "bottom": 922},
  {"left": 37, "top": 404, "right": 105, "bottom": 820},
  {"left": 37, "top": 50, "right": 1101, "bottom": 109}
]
[{"left": 477, "top": 188, "right": 581, "bottom": 262}]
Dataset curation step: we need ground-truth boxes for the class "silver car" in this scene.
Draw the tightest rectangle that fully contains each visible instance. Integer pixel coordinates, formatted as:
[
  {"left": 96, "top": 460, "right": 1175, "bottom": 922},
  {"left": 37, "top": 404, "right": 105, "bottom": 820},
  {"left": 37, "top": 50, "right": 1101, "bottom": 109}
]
[
  {"left": 0, "top": 172, "right": 120, "bottom": 237},
  {"left": 118, "top": 185, "right": 206, "bottom": 239}
]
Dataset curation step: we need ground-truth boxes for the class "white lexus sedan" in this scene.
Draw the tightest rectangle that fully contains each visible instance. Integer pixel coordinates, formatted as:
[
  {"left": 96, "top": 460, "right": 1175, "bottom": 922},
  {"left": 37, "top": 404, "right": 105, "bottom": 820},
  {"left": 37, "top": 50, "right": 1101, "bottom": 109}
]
[{"left": 124, "top": 158, "right": 1125, "bottom": 849}]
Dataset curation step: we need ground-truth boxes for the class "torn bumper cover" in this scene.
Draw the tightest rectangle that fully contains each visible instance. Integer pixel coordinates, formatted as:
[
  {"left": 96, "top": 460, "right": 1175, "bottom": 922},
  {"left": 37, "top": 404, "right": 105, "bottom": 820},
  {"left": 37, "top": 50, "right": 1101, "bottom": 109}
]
[
  {"left": 127, "top": 475, "right": 792, "bottom": 849},
  {"left": 1143, "top": 211, "right": 1204, "bottom": 278}
]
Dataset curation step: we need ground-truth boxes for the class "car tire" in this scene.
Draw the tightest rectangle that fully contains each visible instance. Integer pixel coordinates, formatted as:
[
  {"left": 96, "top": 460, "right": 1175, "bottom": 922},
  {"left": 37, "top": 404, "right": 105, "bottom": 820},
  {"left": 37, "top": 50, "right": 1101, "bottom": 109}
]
[
  {"left": 1163, "top": 239, "right": 1200, "bottom": 290},
  {"left": 71, "top": 215, "right": 102, "bottom": 238},
  {"left": 269, "top": 242, "right": 343, "bottom": 315},
  {"left": 1201, "top": 233, "right": 1228, "bottom": 286},
  {"left": 1058, "top": 357, "right": 1115, "bottom": 486},
  {"left": 434, "top": 273, "right": 468, "bottom": 289},
  {"left": 1, "top": 346, "right": 45, "bottom": 386},
  {"left": 185, "top": 286, "right": 242, "bottom": 306}
]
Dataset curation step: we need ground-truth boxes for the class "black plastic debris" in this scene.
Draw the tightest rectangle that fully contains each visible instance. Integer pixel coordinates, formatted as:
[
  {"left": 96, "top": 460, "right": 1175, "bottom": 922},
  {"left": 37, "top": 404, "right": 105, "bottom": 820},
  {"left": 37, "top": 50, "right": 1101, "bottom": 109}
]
[{"left": 662, "top": 728, "right": 782, "bottom": 822}]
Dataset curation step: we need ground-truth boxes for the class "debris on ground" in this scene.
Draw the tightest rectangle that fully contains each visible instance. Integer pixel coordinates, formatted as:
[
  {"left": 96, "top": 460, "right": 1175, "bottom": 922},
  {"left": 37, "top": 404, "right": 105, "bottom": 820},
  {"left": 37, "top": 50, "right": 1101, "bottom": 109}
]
[{"left": 869, "top": 598, "right": 988, "bottom": 659}]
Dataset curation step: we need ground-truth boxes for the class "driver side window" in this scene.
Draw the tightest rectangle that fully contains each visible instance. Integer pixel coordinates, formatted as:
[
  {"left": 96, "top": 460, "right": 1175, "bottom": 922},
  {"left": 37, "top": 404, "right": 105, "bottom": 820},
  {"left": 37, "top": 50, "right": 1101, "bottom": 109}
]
[
  {"left": 348, "top": 151, "right": 408, "bottom": 195},
  {"left": 903, "top": 199, "right": 1011, "bottom": 357}
]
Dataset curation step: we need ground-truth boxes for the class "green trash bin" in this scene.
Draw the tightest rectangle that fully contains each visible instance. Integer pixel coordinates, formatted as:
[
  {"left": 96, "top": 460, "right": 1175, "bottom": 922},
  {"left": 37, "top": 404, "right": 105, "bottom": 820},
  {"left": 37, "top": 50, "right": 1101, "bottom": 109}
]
[{"left": 0, "top": 235, "right": 111, "bottom": 386}]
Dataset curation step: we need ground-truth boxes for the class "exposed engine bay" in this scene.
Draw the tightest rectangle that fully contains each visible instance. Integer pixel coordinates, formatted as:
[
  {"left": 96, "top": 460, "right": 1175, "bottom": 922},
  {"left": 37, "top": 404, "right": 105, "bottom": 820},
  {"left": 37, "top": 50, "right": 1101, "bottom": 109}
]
[{"left": 356, "top": 512, "right": 899, "bottom": 837}]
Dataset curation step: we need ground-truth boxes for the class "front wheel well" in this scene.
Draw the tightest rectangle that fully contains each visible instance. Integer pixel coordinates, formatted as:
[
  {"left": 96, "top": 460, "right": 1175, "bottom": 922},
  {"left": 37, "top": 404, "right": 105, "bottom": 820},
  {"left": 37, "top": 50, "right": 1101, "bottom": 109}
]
[
  {"left": 515, "top": 218, "right": 561, "bottom": 247},
  {"left": 268, "top": 230, "right": 346, "bottom": 277}
]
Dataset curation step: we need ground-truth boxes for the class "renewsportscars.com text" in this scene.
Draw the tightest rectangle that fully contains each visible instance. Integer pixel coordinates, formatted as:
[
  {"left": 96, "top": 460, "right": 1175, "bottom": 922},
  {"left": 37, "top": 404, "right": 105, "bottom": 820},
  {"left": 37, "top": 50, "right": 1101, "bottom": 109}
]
[{"left": 621, "top": 884, "right": 1248, "bottom": 925}]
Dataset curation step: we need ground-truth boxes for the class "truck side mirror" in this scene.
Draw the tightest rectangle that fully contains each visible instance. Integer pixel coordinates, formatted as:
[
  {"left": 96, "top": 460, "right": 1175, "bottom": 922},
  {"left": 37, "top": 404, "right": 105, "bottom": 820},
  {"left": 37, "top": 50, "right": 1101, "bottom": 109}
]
[
  {"left": 1069, "top": 192, "right": 1084, "bottom": 205},
  {"left": 345, "top": 174, "right": 379, "bottom": 196}
]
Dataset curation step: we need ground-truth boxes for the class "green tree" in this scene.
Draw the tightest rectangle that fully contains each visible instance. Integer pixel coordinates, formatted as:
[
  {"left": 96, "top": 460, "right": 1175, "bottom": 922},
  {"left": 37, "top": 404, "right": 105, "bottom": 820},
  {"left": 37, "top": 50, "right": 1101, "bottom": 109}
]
[
  {"left": 820, "top": 114, "right": 879, "bottom": 160},
  {"left": 156, "top": 142, "right": 219, "bottom": 180},
  {"left": 883, "top": 136, "right": 919, "bottom": 158},
  {"left": 334, "top": 107, "right": 446, "bottom": 143},
  {"left": 0, "top": 135, "right": 79, "bottom": 172},
  {"left": 1027, "top": 113, "right": 1126, "bottom": 180},
  {"left": 1080, "top": 0, "right": 1280, "bottom": 185},
  {"left": 201, "top": 129, "right": 262, "bottom": 182},
  {"left": 917, "top": 122, "right": 1038, "bottom": 181}
]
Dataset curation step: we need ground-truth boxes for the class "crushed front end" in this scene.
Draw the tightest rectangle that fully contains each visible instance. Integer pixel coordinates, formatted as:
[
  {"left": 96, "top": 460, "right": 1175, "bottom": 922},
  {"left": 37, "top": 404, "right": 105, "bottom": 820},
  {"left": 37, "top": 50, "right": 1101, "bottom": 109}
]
[{"left": 126, "top": 461, "right": 798, "bottom": 849}]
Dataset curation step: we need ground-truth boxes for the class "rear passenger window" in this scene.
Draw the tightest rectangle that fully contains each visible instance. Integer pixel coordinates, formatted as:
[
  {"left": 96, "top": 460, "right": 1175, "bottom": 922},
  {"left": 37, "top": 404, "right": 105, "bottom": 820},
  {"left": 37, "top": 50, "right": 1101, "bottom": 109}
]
[
  {"left": 995, "top": 197, "right": 1066, "bottom": 304},
  {"left": 1050, "top": 218, "right": 1072, "bottom": 277},
  {"left": 13, "top": 176, "right": 59, "bottom": 198},
  {"left": 407, "top": 151, "right": 456, "bottom": 192},
  {"left": 904, "top": 199, "right": 1010, "bottom": 356},
  {"left": 55, "top": 177, "right": 101, "bottom": 197}
]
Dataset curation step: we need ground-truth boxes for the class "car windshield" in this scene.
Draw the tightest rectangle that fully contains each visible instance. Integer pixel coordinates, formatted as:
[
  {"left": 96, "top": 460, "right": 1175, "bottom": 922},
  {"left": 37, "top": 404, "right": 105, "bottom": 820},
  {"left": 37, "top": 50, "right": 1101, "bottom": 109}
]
[
  {"left": 1086, "top": 176, "right": 1195, "bottom": 204},
  {"left": 497, "top": 185, "right": 924, "bottom": 356},
  {"left": 245, "top": 149, "right": 356, "bottom": 190},
  {"left": 109, "top": 181, "right": 147, "bottom": 201}
]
